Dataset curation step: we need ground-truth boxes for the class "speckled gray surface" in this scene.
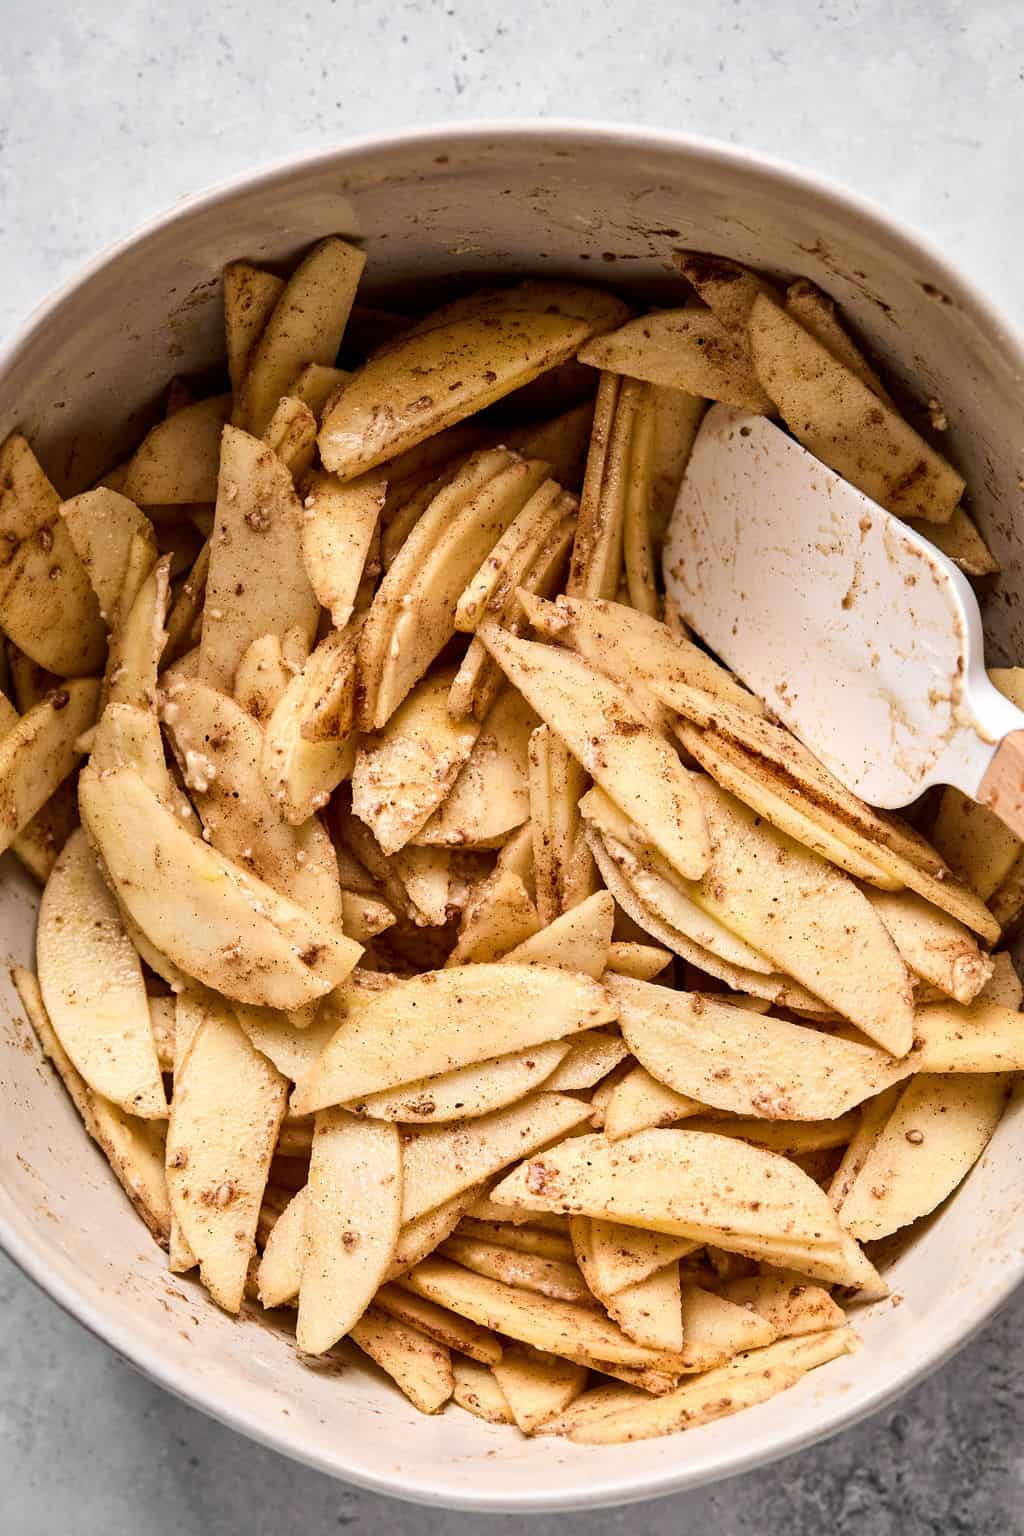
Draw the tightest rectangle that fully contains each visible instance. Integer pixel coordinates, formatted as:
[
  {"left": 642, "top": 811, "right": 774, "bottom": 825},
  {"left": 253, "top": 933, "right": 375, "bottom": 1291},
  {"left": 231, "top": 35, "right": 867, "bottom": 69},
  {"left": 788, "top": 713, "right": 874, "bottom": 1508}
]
[{"left": 2, "top": 1, "right": 1024, "bottom": 1530}]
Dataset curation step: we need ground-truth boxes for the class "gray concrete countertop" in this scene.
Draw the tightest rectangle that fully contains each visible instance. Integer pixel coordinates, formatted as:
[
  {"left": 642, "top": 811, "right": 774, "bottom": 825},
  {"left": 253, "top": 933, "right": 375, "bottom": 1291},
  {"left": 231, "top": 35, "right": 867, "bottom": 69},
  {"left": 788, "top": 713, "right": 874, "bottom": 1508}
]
[{"left": 2, "top": 1, "right": 1023, "bottom": 1530}]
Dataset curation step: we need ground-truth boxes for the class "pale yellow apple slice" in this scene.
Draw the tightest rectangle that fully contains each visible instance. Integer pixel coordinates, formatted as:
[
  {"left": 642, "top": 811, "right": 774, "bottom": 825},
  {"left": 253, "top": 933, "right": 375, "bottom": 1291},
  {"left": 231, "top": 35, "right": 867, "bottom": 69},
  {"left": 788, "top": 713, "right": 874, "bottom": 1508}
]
[
  {"left": 164, "top": 678, "right": 342, "bottom": 927},
  {"left": 501, "top": 890, "right": 614, "bottom": 979},
  {"left": 660, "top": 683, "right": 999, "bottom": 943},
  {"left": 527, "top": 723, "right": 595, "bottom": 924},
  {"left": 301, "top": 469, "right": 385, "bottom": 628},
  {"left": 584, "top": 808, "right": 775, "bottom": 974},
  {"left": 79, "top": 764, "right": 361, "bottom": 1008},
  {"left": 577, "top": 1216, "right": 698, "bottom": 1296},
  {"left": 603, "top": 1065, "right": 704, "bottom": 1141},
  {"left": 456, "top": 478, "right": 566, "bottom": 632},
  {"left": 166, "top": 996, "right": 287, "bottom": 1312},
  {"left": 834, "top": 1074, "right": 1008, "bottom": 1241},
  {"left": 605, "top": 941, "right": 672, "bottom": 981},
  {"left": 14, "top": 966, "right": 171, "bottom": 1247},
  {"left": 685, "top": 776, "right": 915, "bottom": 1054},
  {"left": 37, "top": 827, "right": 166, "bottom": 1118},
  {"left": 910, "top": 504, "right": 999, "bottom": 577},
  {"left": 479, "top": 625, "right": 709, "bottom": 883},
  {"left": 345, "top": 1039, "right": 569, "bottom": 1124},
  {"left": 0, "top": 679, "right": 99, "bottom": 855},
  {"left": 199, "top": 425, "right": 318, "bottom": 691},
  {"left": 399, "top": 1091, "right": 593, "bottom": 1223},
  {"left": 452, "top": 1357, "right": 514, "bottom": 1424},
  {"left": 263, "top": 396, "right": 317, "bottom": 479},
  {"left": 566, "top": 371, "right": 629, "bottom": 602},
  {"left": 106, "top": 554, "right": 170, "bottom": 713},
  {"left": 675, "top": 251, "right": 783, "bottom": 338},
  {"left": 295, "top": 1108, "right": 401, "bottom": 1354},
  {"left": 232, "top": 1002, "right": 340, "bottom": 1082},
  {"left": 0, "top": 434, "right": 106, "bottom": 674},
  {"left": 568, "top": 1327, "right": 858, "bottom": 1445},
  {"left": 373, "top": 1283, "right": 503, "bottom": 1365},
  {"left": 359, "top": 451, "right": 550, "bottom": 729},
  {"left": 748, "top": 293, "right": 962, "bottom": 522},
  {"left": 578, "top": 306, "right": 773, "bottom": 410},
  {"left": 261, "top": 626, "right": 358, "bottom": 825},
  {"left": 349, "top": 1306, "right": 453, "bottom": 1414},
  {"left": 719, "top": 1273, "right": 847, "bottom": 1338},
  {"left": 542, "top": 1030, "right": 628, "bottom": 1092},
  {"left": 586, "top": 828, "right": 826, "bottom": 1012},
  {"left": 492, "top": 1346, "right": 588, "bottom": 1435},
  {"left": 352, "top": 668, "right": 480, "bottom": 854},
  {"left": 455, "top": 1220, "right": 574, "bottom": 1265},
  {"left": 386, "top": 1189, "right": 483, "bottom": 1281},
  {"left": 520, "top": 590, "right": 762, "bottom": 727},
  {"left": 292, "top": 962, "right": 614, "bottom": 1113},
  {"left": 60, "top": 487, "right": 157, "bottom": 626},
  {"left": 403, "top": 1258, "right": 686, "bottom": 1372},
  {"left": 440, "top": 1233, "right": 593, "bottom": 1307},
  {"left": 784, "top": 277, "right": 893, "bottom": 401},
  {"left": 676, "top": 720, "right": 903, "bottom": 889},
  {"left": 320, "top": 300, "right": 625, "bottom": 479},
  {"left": 602, "top": 1262, "right": 685, "bottom": 1354},
  {"left": 222, "top": 261, "right": 284, "bottom": 396},
  {"left": 865, "top": 888, "right": 993, "bottom": 1004},
  {"left": 122, "top": 395, "right": 232, "bottom": 505},
  {"left": 237, "top": 236, "right": 366, "bottom": 437},
  {"left": 416, "top": 686, "right": 535, "bottom": 848},
  {"left": 288, "top": 362, "right": 349, "bottom": 419},
  {"left": 609, "top": 974, "right": 915, "bottom": 1120},
  {"left": 490, "top": 1129, "right": 849, "bottom": 1261}
]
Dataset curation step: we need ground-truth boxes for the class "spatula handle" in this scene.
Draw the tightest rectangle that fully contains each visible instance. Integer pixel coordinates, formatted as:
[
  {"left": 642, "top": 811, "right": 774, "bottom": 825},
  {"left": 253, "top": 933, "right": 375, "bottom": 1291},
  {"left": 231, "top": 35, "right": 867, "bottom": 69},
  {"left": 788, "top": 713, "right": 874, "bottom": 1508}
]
[{"left": 978, "top": 732, "right": 1024, "bottom": 839}]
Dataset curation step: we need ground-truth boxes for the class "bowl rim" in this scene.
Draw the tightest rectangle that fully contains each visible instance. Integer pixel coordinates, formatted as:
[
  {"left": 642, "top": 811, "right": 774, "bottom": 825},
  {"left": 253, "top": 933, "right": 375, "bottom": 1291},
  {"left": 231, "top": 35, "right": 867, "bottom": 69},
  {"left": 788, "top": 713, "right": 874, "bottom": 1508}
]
[{"left": 2, "top": 116, "right": 1023, "bottom": 1512}]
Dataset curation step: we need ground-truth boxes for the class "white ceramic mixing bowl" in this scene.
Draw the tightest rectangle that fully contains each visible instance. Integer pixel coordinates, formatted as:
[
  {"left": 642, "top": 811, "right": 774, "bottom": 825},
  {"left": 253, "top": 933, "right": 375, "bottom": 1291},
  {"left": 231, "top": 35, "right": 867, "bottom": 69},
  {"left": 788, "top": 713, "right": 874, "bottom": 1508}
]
[{"left": 1, "top": 122, "right": 1022, "bottom": 1513}]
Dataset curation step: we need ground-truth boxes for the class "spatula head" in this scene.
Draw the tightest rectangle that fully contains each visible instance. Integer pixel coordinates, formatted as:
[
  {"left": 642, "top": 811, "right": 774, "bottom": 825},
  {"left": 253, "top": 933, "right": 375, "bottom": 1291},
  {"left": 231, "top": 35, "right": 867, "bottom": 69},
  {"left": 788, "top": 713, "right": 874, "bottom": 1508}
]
[{"left": 663, "top": 405, "right": 1020, "bottom": 807}]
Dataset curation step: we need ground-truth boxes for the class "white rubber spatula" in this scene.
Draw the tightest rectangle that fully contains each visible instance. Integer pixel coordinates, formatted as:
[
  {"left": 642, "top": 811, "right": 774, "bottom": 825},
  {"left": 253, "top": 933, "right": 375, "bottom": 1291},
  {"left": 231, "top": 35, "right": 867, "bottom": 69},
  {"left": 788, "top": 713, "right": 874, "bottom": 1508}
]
[{"left": 663, "top": 403, "right": 1024, "bottom": 835}]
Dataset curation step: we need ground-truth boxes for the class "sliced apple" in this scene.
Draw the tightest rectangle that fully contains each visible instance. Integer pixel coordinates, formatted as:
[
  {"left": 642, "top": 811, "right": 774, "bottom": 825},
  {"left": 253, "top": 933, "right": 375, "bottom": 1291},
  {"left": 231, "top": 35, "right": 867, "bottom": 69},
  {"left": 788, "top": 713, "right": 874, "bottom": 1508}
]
[
  {"left": 440, "top": 1233, "right": 593, "bottom": 1307},
  {"left": 834, "top": 1073, "right": 1007, "bottom": 1240},
  {"left": 0, "top": 434, "right": 106, "bottom": 674},
  {"left": 79, "top": 764, "right": 361, "bottom": 1008},
  {"left": 417, "top": 686, "right": 535, "bottom": 848},
  {"left": 166, "top": 995, "right": 287, "bottom": 1312},
  {"left": 237, "top": 236, "right": 366, "bottom": 437},
  {"left": 37, "top": 826, "right": 166, "bottom": 1118},
  {"left": 320, "top": 298, "right": 626, "bottom": 479},
  {"left": 199, "top": 425, "right": 318, "bottom": 692},
  {"left": 683, "top": 775, "right": 915, "bottom": 1054},
  {"left": 60, "top": 487, "right": 157, "bottom": 627},
  {"left": 346, "top": 1039, "right": 569, "bottom": 1124},
  {"left": 122, "top": 395, "right": 232, "bottom": 505},
  {"left": 748, "top": 293, "right": 962, "bottom": 523},
  {"left": 0, "top": 679, "right": 99, "bottom": 856},
  {"left": 579, "top": 305, "right": 773, "bottom": 409},
  {"left": 222, "top": 261, "right": 284, "bottom": 396},
  {"left": 351, "top": 668, "right": 480, "bottom": 854},
  {"left": 14, "top": 966, "right": 171, "bottom": 1246},
  {"left": 603, "top": 1065, "right": 704, "bottom": 1142},
  {"left": 479, "top": 625, "right": 709, "bottom": 883},
  {"left": 349, "top": 1306, "right": 453, "bottom": 1414},
  {"left": 609, "top": 974, "right": 915, "bottom": 1121},
  {"left": 491, "top": 1346, "right": 587, "bottom": 1435},
  {"left": 359, "top": 451, "right": 549, "bottom": 730},
  {"left": 162, "top": 677, "right": 342, "bottom": 927},
  {"left": 501, "top": 890, "right": 614, "bottom": 979},
  {"left": 301, "top": 469, "right": 385, "bottom": 628},
  {"left": 295, "top": 1108, "right": 401, "bottom": 1354}
]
